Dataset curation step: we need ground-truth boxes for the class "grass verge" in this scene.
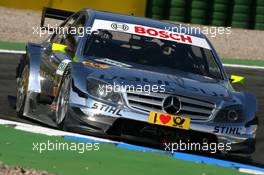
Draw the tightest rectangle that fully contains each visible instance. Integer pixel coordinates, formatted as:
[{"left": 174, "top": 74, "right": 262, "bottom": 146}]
[
  {"left": 222, "top": 58, "right": 264, "bottom": 67},
  {"left": 0, "top": 125, "right": 248, "bottom": 175},
  {"left": 0, "top": 41, "right": 26, "bottom": 51}
]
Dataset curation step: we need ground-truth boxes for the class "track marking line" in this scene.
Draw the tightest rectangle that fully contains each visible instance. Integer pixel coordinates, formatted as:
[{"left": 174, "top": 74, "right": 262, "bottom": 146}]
[
  {"left": 0, "top": 49, "right": 26, "bottom": 54},
  {"left": 0, "top": 119, "right": 116, "bottom": 143},
  {"left": 223, "top": 64, "right": 264, "bottom": 70},
  {"left": 239, "top": 168, "right": 264, "bottom": 175}
]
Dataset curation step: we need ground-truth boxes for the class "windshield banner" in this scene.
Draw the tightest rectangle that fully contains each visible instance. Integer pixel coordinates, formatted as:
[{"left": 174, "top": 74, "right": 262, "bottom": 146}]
[{"left": 91, "top": 19, "right": 211, "bottom": 50}]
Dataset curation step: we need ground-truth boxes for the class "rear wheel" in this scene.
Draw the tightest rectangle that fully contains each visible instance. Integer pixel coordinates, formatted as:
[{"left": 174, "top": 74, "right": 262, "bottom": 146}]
[
  {"left": 16, "top": 62, "right": 29, "bottom": 118},
  {"left": 55, "top": 70, "right": 71, "bottom": 129}
]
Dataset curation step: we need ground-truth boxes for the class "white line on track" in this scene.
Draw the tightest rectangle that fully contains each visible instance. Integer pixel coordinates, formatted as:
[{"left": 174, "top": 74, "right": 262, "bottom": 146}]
[
  {"left": 1, "top": 49, "right": 264, "bottom": 70},
  {"left": 0, "top": 49, "right": 26, "bottom": 54},
  {"left": 223, "top": 64, "right": 264, "bottom": 70},
  {"left": 0, "top": 118, "right": 117, "bottom": 143},
  {"left": 239, "top": 168, "right": 264, "bottom": 175}
]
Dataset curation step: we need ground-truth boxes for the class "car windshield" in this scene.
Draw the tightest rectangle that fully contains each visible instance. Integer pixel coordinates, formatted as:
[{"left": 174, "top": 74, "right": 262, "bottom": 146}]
[{"left": 84, "top": 29, "right": 223, "bottom": 80}]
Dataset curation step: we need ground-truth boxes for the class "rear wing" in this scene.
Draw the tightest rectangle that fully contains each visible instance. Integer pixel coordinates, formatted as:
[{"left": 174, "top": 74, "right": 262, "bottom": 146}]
[{"left": 40, "top": 7, "right": 74, "bottom": 28}]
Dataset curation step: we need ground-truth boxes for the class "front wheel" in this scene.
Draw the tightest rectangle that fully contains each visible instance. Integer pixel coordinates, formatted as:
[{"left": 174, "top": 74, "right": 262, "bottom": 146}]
[
  {"left": 55, "top": 70, "right": 71, "bottom": 129},
  {"left": 16, "top": 64, "right": 29, "bottom": 118}
]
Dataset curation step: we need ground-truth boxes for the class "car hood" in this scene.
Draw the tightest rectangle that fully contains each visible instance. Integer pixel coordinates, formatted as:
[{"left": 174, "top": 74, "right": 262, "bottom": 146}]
[{"left": 88, "top": 65, "right": 232, "bottom": 103}]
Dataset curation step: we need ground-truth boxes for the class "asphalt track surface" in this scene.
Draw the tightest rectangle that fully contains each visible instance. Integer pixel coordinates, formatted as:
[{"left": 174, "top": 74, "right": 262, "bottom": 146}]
[{"left": 0, "top": 53, "right": 263, "bottom": 165}]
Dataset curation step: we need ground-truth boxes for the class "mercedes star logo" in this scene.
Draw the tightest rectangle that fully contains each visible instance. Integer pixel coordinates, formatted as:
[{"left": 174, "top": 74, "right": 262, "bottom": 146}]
[{"left": 162, "top": 96, "right": 181, "bottom": 114}]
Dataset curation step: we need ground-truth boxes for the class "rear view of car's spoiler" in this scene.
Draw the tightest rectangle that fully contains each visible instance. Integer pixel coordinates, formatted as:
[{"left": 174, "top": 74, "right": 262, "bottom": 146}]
[{"left": 40, "top": 7, "right": 74, "bottom": 27}]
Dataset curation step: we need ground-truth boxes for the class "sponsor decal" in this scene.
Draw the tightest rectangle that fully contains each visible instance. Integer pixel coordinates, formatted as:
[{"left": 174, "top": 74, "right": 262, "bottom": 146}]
[
  {"left": 111, "top": 23, "right": 129, "bottom": 31},
  {"left": 94, "top": 58, "right": 132, "bottom": 68},
  {"left": 82, "top": 60, "right": 111, "bottom": 69},
  {"left": 91, "top": 19, "right": 211, "bottom": 49},
  {"left": 134, "top": 26, "right": 192, "bottom": 44},
  {"left": 213, "top": 126, "right": 242, "bottom": 135},
  {"left": 148, "top": 111, "right": 190, "bottom": 130},
  {"left": 56, "top": 59, "right": 71, "bottom": 75},
  {"left": 91, "top": 103, "right": 122, "bottom": 116}
]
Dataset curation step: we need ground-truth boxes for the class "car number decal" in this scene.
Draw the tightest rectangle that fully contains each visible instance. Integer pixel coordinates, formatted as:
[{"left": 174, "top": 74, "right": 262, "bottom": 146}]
[{"left": 56, "top": 59, "right": 72, "bottom": 76}]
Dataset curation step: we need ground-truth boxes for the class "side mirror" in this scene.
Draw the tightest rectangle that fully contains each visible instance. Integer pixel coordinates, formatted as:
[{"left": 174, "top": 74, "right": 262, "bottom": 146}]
[
  {"left": 51, "top": 43, "right": 78, "bottom": 62},
  {"left": 229, "top": 75, "right": 245, "bottom": 84},
  {"left": 51, "top": 43, "right": 67, "bottom": 53}
]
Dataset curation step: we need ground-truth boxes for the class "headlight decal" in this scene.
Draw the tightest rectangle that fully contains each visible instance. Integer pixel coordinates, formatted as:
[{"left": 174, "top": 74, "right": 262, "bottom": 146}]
[
  {"left": 87, "top": 78, "right": 124, "bottom": 105},
  {"left": 214, "top": 105, "right": 244, "bottom": 123}
]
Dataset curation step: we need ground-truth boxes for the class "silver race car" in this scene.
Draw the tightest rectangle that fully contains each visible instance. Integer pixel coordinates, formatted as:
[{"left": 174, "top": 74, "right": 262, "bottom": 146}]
[{"left": 16, "top": 8, "right": 258, "bottom": 156}]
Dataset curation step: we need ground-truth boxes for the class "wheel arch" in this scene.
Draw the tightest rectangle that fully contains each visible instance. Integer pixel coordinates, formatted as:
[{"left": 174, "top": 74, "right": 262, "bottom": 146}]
[
  {"left": 25, "top": 43, "right": 42, "bottom": 93},
  {"left": 67, "top": 62, "right": 91, "bottom": 106},
  {"left": 237, "top": 92, "right": 258, "bottom": 122}
]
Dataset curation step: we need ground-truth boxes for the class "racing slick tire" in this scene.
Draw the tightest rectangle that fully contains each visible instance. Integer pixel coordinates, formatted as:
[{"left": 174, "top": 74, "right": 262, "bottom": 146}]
[
  {"left": 191, "top": 1, "right": 207, "bottom": 10},
  {"left": 255, "top": 15, "right": 264, "bottom": 23},
  {"left": 151, "top": 15, "right": 163, "bottom": 20},
  {"left": 232, "top": 14, "right": 250, "bottom": 22},
  {"left": 151, "top": 7, "right": 163, "bottom": 14},
  {"left": 190, "top": 18, "right": 206, "bottom": 24},
  {"left": 256, "top": 6, "right": 264, "bottom": 15},
  {"left": 170, "top": 0, "right": 186, "bottom": 8},
  {"left": 256, "top": 0, "right": 264, "bottom": 6},
  {"left": 213, "top": 4, "right": 228, "bottom": 12},
  {"left": 231, "top": 21, "right": 250, "bottom": 28},
  {"left": 169, "top": 7, "right": 185, "bottom": 16},
  {"left": 191, "top": 9, "right": 207, "bottom": 18},
  {"left": 211, "top": 19, "right": 226, "bottom": 26},
  {"left": 233, "top": 5, "right": 250, "bottom": 14},
  {"left": 169, "top": 15, "right": 185, "bottom": 22},
  {"left": 234, "top": 0, "right": 250, "bottom": 5},
  {"left": 255, "top": 23, "right": 264, "bottom": 30},
  {"left": 214, "top": 0, "right": 229, "bottom": 4},
  {"left": 55, "top": 67, "right": 71, "bottom": 129},
  {"left": 212, "top": 12, "right": 226, "bottom": 21},
  {"left": 152, "top": 0, "right": 164, "bottom": 6},
  {"left": 16, "top": 55, "right": 29, "bottom": 118}
]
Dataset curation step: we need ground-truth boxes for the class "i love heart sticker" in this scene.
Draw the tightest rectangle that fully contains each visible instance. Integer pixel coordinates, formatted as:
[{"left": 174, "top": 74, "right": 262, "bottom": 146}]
[{"left": 159, "top": 114, "right": 172, "bottom": 124}]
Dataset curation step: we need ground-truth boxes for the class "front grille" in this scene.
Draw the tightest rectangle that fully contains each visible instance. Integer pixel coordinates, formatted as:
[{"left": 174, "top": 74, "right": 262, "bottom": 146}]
[{"left": 126, "top": 91, "right": 216, "bottom": 121}]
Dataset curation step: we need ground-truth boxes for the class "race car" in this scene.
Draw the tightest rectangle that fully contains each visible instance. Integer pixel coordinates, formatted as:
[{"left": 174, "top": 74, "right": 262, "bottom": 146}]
[{"left": 16, "top": 7, "right": 258, "bottom": 156}]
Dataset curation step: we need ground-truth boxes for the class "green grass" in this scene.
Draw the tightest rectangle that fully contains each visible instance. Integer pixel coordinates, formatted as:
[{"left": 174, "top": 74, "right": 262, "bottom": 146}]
[
  {"left": 222, "top": 58, "right": 264, "bottom": 67},
  {"left": 0, "top": 41, "right": 26, "bottom": 50},
  {"left": 0, "top": 125, "right": 248, "bottom": 175}
]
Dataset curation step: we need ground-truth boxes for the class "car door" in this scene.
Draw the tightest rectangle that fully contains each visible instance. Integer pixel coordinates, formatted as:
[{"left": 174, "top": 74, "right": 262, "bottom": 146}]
[{"left": 39, "top": 13, "right": 81, "bottom": 97}]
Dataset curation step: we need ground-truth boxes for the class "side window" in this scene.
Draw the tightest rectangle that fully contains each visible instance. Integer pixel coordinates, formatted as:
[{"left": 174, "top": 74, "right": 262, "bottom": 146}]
[
  {"left": 50, "top": 13, "right": 79, "bottom": 44},
  {"left": 205, "top": 51, "right": 222, "bottom": 79},
  {"left": 63, "top": 15, "right": 86, "bottom": 55},
  {"left": 49, "top": 14, "right": 86, "bottom": 59}
]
